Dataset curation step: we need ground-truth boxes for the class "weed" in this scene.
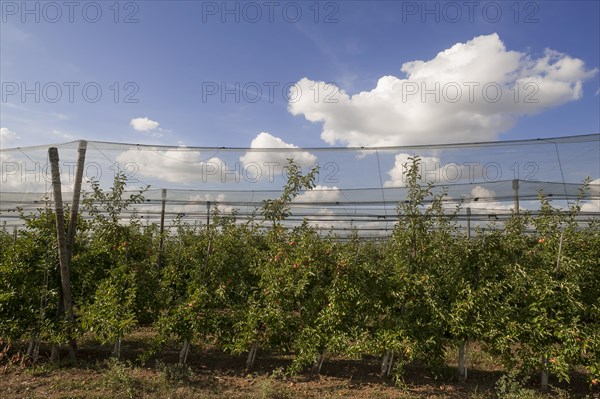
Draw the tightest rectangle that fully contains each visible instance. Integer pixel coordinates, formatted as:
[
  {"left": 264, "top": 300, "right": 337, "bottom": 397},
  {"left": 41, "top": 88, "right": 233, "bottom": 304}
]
[
  {"left": 156, "top": 360, "right": 193, "bottom": 384},
  {"left": 102, "top": 357, "right": 140, "bottom": 399},
  {"left": 494, "top": 370, "right": 545, "bottom": 399},
  {"left": 257, "top": 378, "right": 292, "bottom": 399}
]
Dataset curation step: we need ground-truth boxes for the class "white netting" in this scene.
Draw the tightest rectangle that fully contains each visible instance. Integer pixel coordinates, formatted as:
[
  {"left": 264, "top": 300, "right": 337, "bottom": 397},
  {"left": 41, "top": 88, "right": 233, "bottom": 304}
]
[{"left": 1, "top": 134, "right": 599, "bottom": 237}]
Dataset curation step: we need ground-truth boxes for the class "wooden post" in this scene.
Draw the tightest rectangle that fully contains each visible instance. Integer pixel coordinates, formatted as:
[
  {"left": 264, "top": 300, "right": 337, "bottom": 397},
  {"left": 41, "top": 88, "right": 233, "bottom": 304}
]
[
  {"left": 48, "top": 147, "right": 76, "bottom": 361},
  {"left": 512, "top": 179, "right": 520, "bottom": 215},
  {"left": 66, "top": 140, "right": 87, "bottom": 265},
  {"left": 466, "top": 207, "right": 471, "bottom": 240},
  {"left": 157, "top": 188, "right": 167, "bottom": 269},
  {"left": 458, "top": 207, "right": 472, "bottom": 380},
  {"left": 65, "top": 140, "right": 86, "bottom": 355},
  {"left": 206, "top": 201, "right": 211, "bottom": 227},
  {"left": 204, "top": 201, "right": 212, "bottom": 270},
  {"left": 66, "top": 140, "right": 86, "bottom": 347}
]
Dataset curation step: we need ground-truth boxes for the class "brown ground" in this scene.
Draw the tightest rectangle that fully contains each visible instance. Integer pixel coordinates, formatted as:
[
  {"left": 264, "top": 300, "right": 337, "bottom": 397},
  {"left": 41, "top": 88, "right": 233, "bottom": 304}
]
[{"left": 2, "top": 328, "right": 598, "bottom": 399}]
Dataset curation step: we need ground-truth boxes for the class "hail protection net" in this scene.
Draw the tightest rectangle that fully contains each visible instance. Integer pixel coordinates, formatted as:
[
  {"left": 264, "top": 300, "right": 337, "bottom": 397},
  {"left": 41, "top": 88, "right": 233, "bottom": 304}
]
[{"left": 1, "top": 134, "right": 599, "bottom": 238}]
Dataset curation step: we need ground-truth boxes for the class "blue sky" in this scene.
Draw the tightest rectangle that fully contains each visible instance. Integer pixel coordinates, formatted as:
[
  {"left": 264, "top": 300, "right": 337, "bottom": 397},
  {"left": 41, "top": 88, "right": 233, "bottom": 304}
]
[{"left": 1, "top": 0, "right": 599, "bottom": 150}]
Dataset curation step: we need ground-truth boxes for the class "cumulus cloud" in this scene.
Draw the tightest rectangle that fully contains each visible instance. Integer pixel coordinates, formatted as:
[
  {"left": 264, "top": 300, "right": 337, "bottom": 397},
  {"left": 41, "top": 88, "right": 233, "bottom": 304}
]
[
  {"left": 292, "top": 186, "right": 344, "bottom": 229},
  {"left": 384, "top": 154, "right": 516, "bottom": 210},
  {"left": 116, "top": 148, "right": 232, "bottom": 184},
  {"left": 581, "top": 178, "right": 600, "bottom": 213},
  {"left": 168, "top": 193, "right": 237, "bottom": 215},
  {"left": 240, "top": 132, "right": 317, "bottom": 173},
  {"left": 384, "top": 153, "right": 491, "bottom": 188},
  {"left": 384, "top": 153, "right": 442, "bottom": 187},
  {"left": 466, "top": 186, "right": 513, "bottom": 211},
  {"left": 581, "top": 200, "right": 600, "bottom": 213},
  {"left": 130, "top": 117, "right": 160, "bottom": 132},
  {"left": 188, "top": 193, "right": 237, "bottom": 214},
  {"left": 294, "top": 185, "right": 341, "bottom": 203},
  {"left": 1, "top": 127, "right": 20, "bottom": 148},
  {"left": 0, "top": 149, "right": 76, "bottom": 193},
  {"left": 114, "top": 133, "right": 316, "bottom": 187},
  {"left": 289, "top": 33, "right": 597, "bottom": 147},
  {"left": 303, "top": 208, "right": 345, "bottom": 230}
]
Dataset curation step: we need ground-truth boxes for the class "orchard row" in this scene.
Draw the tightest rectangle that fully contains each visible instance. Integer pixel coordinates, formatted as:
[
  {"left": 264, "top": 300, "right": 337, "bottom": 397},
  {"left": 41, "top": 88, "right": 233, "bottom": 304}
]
[{"left": 0, "top": 158, "right": 598, "bottom": 386}]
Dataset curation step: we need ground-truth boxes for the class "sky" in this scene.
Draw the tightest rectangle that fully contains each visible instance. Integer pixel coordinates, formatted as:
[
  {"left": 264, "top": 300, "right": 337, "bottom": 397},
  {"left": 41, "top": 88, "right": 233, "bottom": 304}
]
[
  {"left": 1, "top": 0, "right": 599, "bottom": 151},
  {"left": 0, "top": 0, "right": 599, "bottom": 227}
]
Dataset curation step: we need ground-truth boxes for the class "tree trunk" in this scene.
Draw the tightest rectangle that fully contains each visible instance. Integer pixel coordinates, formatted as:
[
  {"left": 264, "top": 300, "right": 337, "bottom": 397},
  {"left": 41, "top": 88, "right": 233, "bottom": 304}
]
[
  {"left": 312, "top": 351, "right": 326, "bottom": 376},
  {"left": 51, "top": 345, "right": 59, "bottom": 365},
  {"left": 541, "top": 356, "right": 549, "bottom": 389},
  {"left": 245, "top": 341, "right": 258, "bottom": 370},
  {"left": 380, "top": 349, "right": 394, "bottom": 377},
  {"left": 458, "top": 339, "right": 469, "bottom": 380},
  {"left": 113, "top": 337, "right": 122, "bottom": 359},
  {"left": 179, "top": 339, "right": 191, "bottom": 365}
]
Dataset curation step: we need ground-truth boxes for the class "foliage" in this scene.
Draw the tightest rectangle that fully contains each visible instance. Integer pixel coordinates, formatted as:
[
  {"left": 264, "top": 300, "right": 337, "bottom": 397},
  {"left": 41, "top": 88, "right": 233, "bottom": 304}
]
[
  {"left": 0, "top": 205, "right": 66, "bottom": 346},
  {"left": 1, "top": 158, "right": 599, "bottom": 390}
]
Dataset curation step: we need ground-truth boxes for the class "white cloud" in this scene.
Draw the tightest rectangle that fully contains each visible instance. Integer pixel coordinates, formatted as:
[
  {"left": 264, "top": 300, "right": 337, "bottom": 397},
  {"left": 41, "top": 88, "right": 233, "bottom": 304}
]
[
  {"left": 130, "top": 117, "right": 160, "bottom": 132},
  {"left": 240, "top": 132, "right": 317, "bottom": 173},
  {"left": 144, "top": 193, "right": 237, "bottom": 216},
  {"left": 289, "top": 33, "right": 597, "bottom": 147},
  {"left": 581, "top": 178, "right": 600, "bottom": 212},
  {"left": 51, "top": 129, "right": 76, "bottom": 141},
  {"left": 0, "top": 148, "right": 77, "bottom": 193},
  {"left": 116, "top": 148, "right": 231, "bottom": 184},
  {"left": 466, "top": 186, "right": 513, "bottom": 212},
  {"left": 581, "top": 200, "right": 600, "bottom": 213},
  {"left": 1, "top": 127, "right": 20, "bottom": 148},
  {"left": 292, "top": 186, "right": 343, "bottom": 229},
  {"left": 115, "top": 133, "right": 316, "bottom": 187},
  {"left": 429, "top": 186, "right": 514, "bottom": 224},
  {"left": 186, "top": 193, "right": 236, "bottom": 213},
  {"left": 384, "top": 153, "right": 441, "bottom": 187},
  {"left": 294, "top": 185, "right": 341, "bottom": 203},
  {"left": 304, "top": 208, "right": 343, "bottom": 229},
  {"left": 384, "top": 153, "right": 491, "bottom": 188}
]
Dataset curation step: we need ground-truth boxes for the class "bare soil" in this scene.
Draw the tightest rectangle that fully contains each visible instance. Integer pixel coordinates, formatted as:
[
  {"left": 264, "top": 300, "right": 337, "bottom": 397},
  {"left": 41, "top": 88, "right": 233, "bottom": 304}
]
[{"left": 2, "top": 328, "right": 598, "bottom": 399}]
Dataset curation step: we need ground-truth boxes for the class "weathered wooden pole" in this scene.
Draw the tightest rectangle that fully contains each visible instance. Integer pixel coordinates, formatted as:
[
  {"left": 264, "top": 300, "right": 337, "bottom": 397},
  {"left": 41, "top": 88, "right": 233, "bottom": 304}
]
[
  {"left": 64, "top": 140, "right": 86, "bottom": 356},
  {"left": 66, "top": 140, "right": 87, "bottom": 265},
  {"left": 512, "top": 179, "right": 520, "bottom": 215},
  {"left": 206, "top": 200, "right": 211, "bottom": 226},
  {"left": 458, "top": 207, "right": 472, "bottom": 380},
  {"left": 466, "top": 207, "right": 471, "bottom": 240},
  {"left": 48, "top": 147, "right": 76, "bottom": 361},
  {"left": 204, "top": 200, "right": 211, "bottom": 270},
  {"left": 157, "top": 188, "right": 167, "bottom": 269}
]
